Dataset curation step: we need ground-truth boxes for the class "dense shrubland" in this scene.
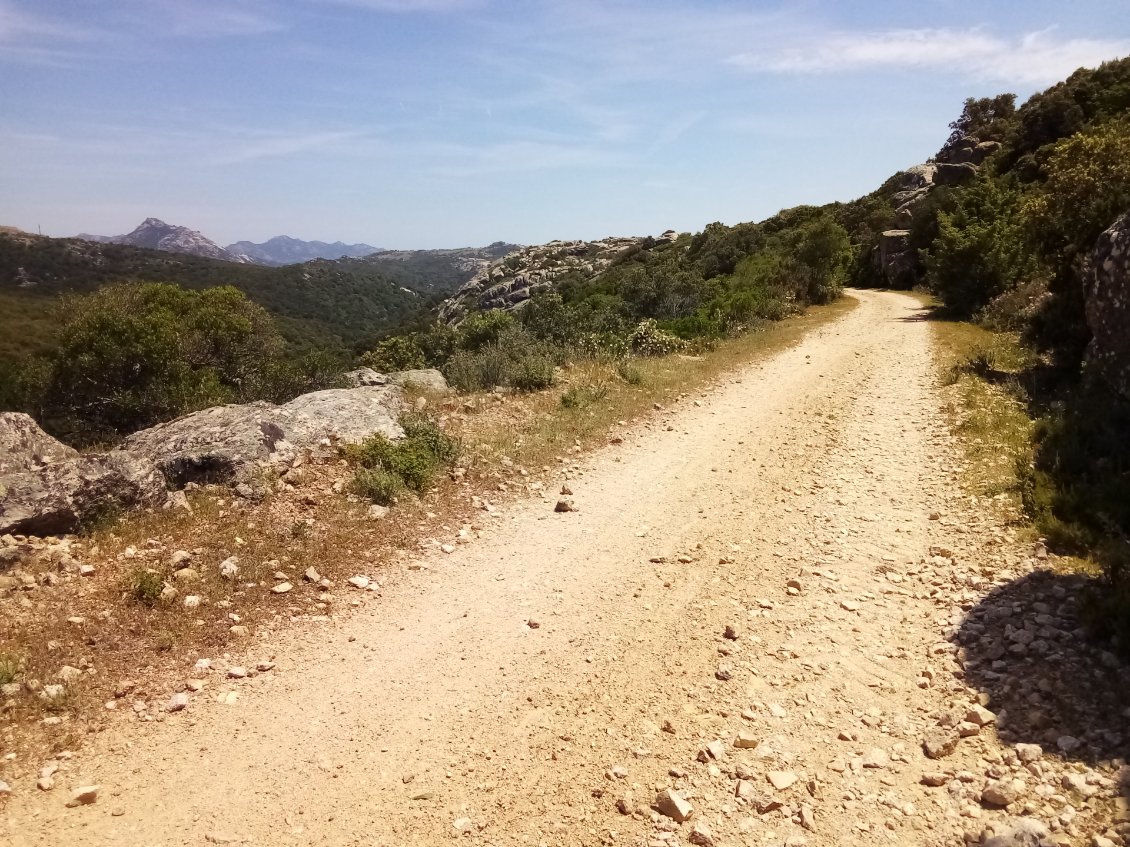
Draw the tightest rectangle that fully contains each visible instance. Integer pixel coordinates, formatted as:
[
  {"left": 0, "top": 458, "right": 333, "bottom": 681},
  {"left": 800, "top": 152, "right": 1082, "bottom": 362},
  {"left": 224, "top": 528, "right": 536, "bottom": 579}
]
[
  {"left": 844, "top": 57, "right": 1130, "bottom": 633},
  {"left": 362, "top": 209, "right": 852, "bottom": 393}
]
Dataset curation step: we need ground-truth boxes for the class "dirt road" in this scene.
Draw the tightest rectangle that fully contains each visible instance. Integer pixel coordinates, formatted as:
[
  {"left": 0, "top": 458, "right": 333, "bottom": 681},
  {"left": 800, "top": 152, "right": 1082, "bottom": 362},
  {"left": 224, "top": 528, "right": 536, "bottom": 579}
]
[{"left": 2, "top": 290, "right": 1119, "bottom": 846}]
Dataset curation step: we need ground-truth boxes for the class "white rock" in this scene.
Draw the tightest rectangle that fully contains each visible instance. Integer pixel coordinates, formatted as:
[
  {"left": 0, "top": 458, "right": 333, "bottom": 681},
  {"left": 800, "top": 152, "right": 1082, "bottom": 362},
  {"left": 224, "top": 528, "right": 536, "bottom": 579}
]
[
  {"left": 348, "top": 576, "right": 370, "bottom": 589},
  {"left": 167, "top": 692, "right": 189, "bottom": 712},
  {"left": 219, "top": 557, "right": 239, "bottom": 580},
  {"left": 66, "top": 785, "right": 99, "bottom": 806},
  {"left": 184, "top": 595, "right": 201, "bottom": 609},
  {"left": 654, "top": 788, "right": 693, "bottom": 822},
  {"left": 226, "top": 667, "right": 247, "bottom": 679},
  {"left": 767, "top": 771, "right": 797, "bottom": 790},
  {"left": 271, "top": 582, "right": 293, "bottom": 594}
]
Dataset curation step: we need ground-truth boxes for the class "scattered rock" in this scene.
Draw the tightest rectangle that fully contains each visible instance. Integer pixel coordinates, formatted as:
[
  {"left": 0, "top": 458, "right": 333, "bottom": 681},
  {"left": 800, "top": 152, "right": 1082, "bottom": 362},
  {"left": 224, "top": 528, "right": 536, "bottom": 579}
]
[
  {"left": 923, "top": 732, "right": 958, "bottom": 759},
  {"left": 348, "top": 575, "right": 370, "bottom": 589},
  {"left": 723, "top": 624, "right": 740, "bottom": 640},
  {"left": 733, "top": 730, "right": 759, "bottom": 749},
  {"left": 688, "top": 822, "right": 714, "bottom": 846},
  {"left": 981, "top": 778, "right": 1025, "bottom": 808},
  {"left": 271, "top": 581, "right": 293, "bottom": 594},
  {"left": 526, "top": 618, "right": 540, "bottom": 629},
  {"left": 767, "top": 771, "right": 798, "bottom": 791},
  {"left": 166, "top": 692, "right": 189, "bottom": 712},
  {"left": 654, "top": 788, "right": 694, "bottom": 822},
  {"left": 554, "top": 499, "right": 575, "bottom": 513},
  {"left": 219, "top": 556, "right": 239, "bottom": 580}
]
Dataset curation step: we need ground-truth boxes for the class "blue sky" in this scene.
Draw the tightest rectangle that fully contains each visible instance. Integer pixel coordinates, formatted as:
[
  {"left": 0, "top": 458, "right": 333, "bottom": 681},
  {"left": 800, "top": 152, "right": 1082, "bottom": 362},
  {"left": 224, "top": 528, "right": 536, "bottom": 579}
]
[{"left": 2, "top": 1, "right": 1128, "bottom": 249}]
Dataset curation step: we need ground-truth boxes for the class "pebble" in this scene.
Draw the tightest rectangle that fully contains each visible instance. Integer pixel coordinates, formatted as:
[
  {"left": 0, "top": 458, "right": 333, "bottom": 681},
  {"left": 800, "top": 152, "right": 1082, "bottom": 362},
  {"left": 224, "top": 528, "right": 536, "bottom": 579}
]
[
  {"left": 348, "top": 576, "right": 370, "bottom": 589},
  {"left": 688, "top": 822, "right": 714, "bottom": 846},
  {"left": 218, "top": 557, "right": 239, "bottom": 579},
  {"left": 655, "top": 788, "right": 694, "bottom": 822},
  {"left": 227, "top": 667, "right": 247, "bottom": 679},
  {"left": 166, "top": 693, "right": 189, "bottom": 712},
  {"left": 767, "top": 771, "right": 797, "bottom": 790},
  {"left": 733, "top": 730, "right": 759, "bottom": 749},
  {"left": 554, "top": 499, "right": 576, "bottom": 513},
  {"left": 0, "top": 780, "right": 9, "bottom": 795},
  {"left": 271, "top": 582, "right": 293, "bottom": 594},
  {"left": 303, "top": 567, "right": 320, "bottom": 583},
  {"left": 923, "top": 732, "right": 958, "bottom": 759}
]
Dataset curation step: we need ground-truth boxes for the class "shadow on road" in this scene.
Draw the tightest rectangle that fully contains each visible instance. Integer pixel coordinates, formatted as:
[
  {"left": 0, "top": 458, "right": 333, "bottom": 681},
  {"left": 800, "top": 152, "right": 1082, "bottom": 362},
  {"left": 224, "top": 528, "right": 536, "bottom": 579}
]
[{"left": 955, "top": 569, "right": 1129, "bottom": 798}]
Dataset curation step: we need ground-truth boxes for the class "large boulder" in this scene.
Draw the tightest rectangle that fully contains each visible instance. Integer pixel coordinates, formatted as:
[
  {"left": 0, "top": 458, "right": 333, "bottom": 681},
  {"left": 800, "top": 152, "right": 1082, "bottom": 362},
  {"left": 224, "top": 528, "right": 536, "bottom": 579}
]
[
  {"left": 878, "top": 230, "right": 918, "bottom": 287},
  {"left": 388, "top": 369, "right": 450, "bottom": 393},
  {"left": 934, "top": 162, "right": 979, "bottom": 187},
  {"left": 114, "top": 385, "right": 405, "bottom": 488},
  {"left": 0, "top": 413, "right": 166, "bottom": 536},
  {"left": 1085, "top": 213, "right": 1130, "bottom": 398}
]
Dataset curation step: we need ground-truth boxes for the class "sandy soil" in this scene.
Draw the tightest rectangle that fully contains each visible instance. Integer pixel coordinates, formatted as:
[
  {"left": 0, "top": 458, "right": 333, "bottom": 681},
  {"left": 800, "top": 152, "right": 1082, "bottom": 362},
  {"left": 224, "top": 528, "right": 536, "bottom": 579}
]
[{"left": 1, "top": 290, "right": 1122, "bottom": 847}]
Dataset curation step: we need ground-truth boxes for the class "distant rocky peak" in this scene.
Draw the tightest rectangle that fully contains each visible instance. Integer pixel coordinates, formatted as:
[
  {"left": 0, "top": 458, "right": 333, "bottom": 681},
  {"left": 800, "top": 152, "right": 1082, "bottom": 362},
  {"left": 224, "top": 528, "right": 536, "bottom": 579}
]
[{"left": 109, "top": 218, "right": 246, "bottom": 264}]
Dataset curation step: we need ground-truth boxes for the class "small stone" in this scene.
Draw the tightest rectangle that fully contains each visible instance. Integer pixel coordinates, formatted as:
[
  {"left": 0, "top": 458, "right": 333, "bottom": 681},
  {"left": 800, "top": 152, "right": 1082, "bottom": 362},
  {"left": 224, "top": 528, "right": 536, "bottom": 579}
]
[
  {"left": 218, "top": 556, "right": 239, "bottom": 579},
  {"left": 957, "top": 721, "right": 981, "bottom": 737},
  {"left": 733, "top": 731, "right": 759, "bottom": 749},
  {"left": 701, "top": 740, "right": 726, "bottom": 761},
  {"left": 965, "top": 705, "right": 996, "bottom": 727},
  {"left": 348, "top": 575, "right": 370, "bottom": 589},
  {"left": 840, "top": 599, "right": 860, "bottom": 612},
  {"left": 923, "top": 733, "right": 958, "bottom": 759},
  {"left": 616, "top": 791, "right": 636, "bottom": 815},
  {"left": 723, "top": 624, "right": 740, "bottom": 640},
  {"left": 715, "top": 664, "right": 733, "bottom": 681},
  {"left": 554, "top": 499, "right": 575, "bottom": 513},
  {"left": 183, "top": 595, "right": 201, "bottom": 609},
  {"left": 981, "top": 778, "right": 1025, "bottom": 807},
  {"left": 862, "top": 747, "right": 888, "bottom": 769},
  {"left": 1015, "top": 743, "right": 1042, "bottom": 763},
  {"left": 256, "top": 661, "right": 275, "bottom": 672},
  {"left": 452, "top": 817, "right": 472, "bottom": 832},
  {"left": 66, "top": 785, "right": 99, "bottom": 806},
  {"left": 440, "top": 544, "right": 455, "bottom": 554},
  {"left": 921, "top": 772, "right": 949, "bottom": 787},
  {"left": 654, "top": 788, "right": 693, "bottom": 822},
  {"left": 409, "top": 789, "right": 435, "bottom": 801},
  {"left": 229, "top": 625, "right": 249, "bottom": 637},
  {"left": 368, "top": 504, "right": 389, "bottom": 520},
  {"left": 173, "top": 568, "right": 199, "bottom": 583},
  {"left": 560, "top": 485, "right": 573, "bottom": 496},
  {"left": 226, "top": 667, "right": 247, "bottom": 679},
  {"left": 527, "top": 619, "right": 540, "bottom": 629},
  {"left": 166, "top": 692, "right": 189, "bottom": 712},
  {"left": 799, "top": 803, "right": 816, "bottom": 831},
  {"left": 0, "top": 780, "right": 9, "bottom": 795},
  {"left": 688, "top": 822, "right": 714, "bottom": 846},
  {"left": 78, "top": 564, "right": 96, "bottom": 577},
  {"left": 767, "top": 771, "right": 797, "bottom": 791},
  {"left": 271, "top": 582, "right": 293, "bottom": 594},
  {"left": 303, "top": 567, "right": 320, "bottom": 583}
]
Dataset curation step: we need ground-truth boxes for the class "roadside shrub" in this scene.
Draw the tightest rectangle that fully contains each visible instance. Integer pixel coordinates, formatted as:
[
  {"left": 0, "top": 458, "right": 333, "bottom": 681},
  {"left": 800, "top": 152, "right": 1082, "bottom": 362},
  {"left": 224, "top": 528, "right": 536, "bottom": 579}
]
[
  {"left": 511, "top": 356, "right": 556, "bottom": 391},
  {"left": 349, "top": 414, "right": 459, "bottom": 502},
  {"left": 351, "top": 466, "right": 402, "bottom": 505},
  {"left": 561, "top": 381, "right": 609, "bottom": 409},
  {"left": 628, "top": 319, "right": 686, "bottom": 356},
  {"left": 127, "top": 567, "right": 165, "bottom": 607}
]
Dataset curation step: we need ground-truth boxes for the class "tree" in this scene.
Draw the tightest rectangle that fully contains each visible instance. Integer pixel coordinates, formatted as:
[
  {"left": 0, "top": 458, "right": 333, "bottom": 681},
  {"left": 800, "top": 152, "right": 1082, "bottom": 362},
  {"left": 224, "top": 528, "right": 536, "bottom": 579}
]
[
  {"left": 944, "top": 94, "right": 1018, "bottom": 150},
  {"left": 40, "top": 282, "right": 288, "bottom": 443}
]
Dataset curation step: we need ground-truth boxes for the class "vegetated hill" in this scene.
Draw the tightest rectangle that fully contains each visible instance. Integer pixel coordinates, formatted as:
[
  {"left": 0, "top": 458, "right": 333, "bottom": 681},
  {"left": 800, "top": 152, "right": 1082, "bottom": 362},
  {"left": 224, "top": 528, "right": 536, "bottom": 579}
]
[
  {"left": 78, "top": 217, "right": 247, "bottom": 264},
  {"left": 0, "top": 231, "right": 499, "bottom": 357},
  {"left": 360, "top": 241, "right": 521, "bottom": 292},
  {"left": 225, "top": 235, "right": 384, "bottom": 266}
]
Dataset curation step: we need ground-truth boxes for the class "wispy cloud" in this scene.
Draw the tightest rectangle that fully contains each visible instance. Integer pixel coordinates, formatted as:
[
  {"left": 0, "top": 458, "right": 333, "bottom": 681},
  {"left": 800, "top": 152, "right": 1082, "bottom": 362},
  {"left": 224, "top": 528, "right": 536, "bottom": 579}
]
[
  {"left": 0, "top": 0, "right": 104, "bottom": 64},
  {"left": 733, "top": 27, "right": 1130, "bottom": 85},
  {"left": 319, "top": 0, "right": 482, "bottom": 12},
  {"left": 210, "top": 129, "right": 371, "bottom": 164},
  {"left": 149, "top": 0, "right": 287, "bottom": 37},
  {"left": 424, "top": 139, "right": 621, "bottom": 177}
]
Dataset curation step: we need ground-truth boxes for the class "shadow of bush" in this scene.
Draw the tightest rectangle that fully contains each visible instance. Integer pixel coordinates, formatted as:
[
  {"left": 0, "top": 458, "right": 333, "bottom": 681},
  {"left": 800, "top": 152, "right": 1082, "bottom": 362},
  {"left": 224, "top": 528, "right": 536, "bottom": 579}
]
[{"left": 955, "top": 569, "right": 1129, "bottom": 771}]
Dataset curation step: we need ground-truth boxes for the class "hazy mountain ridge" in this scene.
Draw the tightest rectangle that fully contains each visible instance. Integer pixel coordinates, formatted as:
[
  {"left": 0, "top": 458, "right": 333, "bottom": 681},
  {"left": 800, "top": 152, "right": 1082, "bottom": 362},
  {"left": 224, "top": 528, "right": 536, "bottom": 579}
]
[
  {"left": 78, "top": 217, "right": 248, "bottom": 264},
  {"left": 225, "top": 235, "right": 384, "bottom": 266}
]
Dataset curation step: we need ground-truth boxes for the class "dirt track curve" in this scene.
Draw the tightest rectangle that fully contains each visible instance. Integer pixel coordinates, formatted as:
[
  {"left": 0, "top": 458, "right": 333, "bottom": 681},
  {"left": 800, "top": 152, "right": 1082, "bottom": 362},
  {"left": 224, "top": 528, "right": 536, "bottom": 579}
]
[{"left": 2, "top": 290, "right": 1112, "bottom": 846}]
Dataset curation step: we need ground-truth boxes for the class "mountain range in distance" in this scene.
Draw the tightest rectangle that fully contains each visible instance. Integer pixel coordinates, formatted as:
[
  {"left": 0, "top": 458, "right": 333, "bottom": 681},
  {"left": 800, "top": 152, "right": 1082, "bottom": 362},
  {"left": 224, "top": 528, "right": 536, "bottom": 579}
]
[{"left": 76, "top": 218, "right": 384, "bottom": 267}]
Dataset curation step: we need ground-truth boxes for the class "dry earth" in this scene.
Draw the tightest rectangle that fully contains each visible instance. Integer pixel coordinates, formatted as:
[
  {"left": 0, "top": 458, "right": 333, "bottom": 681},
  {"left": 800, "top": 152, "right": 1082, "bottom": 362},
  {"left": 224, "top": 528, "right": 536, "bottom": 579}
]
[{"left": 1, "top": 290, "right": 1126, "bottom": 846}]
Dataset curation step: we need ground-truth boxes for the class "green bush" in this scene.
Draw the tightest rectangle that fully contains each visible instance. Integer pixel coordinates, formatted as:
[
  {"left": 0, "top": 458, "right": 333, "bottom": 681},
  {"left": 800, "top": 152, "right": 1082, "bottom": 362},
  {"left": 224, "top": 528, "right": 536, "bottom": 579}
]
[
  {"left": 349, "top": 414, "right": 460, "bottom": 502},
  {"left": 360, "top": 335, "right": 426, "bottom": 372},
  {"left": 561, "top": 381, "right": 609, "bottom": 409},
  {"left": 127, "top": 567, "right": 165, "bottom": 607},
  {"left": 511, "top": 356, "right": 556, "bottom": 391},
  {"left": 628, "top": 319, "right": 687, "bottom": 356},
  {"left": 351, "top": 467, "right": 403, "bottom": 505}
]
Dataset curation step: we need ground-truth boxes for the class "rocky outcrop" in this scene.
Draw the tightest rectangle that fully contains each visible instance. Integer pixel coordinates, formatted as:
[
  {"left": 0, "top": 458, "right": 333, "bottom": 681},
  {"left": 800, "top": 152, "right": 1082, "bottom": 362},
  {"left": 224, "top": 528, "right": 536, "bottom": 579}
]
[
  {"left": 343, "top": 368, "right": 450, "bottom": 393},
  {"left": 934, "top": 162, "right": 979, "bottom": 187},
  {"left": 878, "top": 230, "right": 918, "bottom": 288},
  {"left": 114, "top": 385, "right": 405, "bottom": 489},
  {"left": 0, "top": 413, "right": 166, "bottom": 536},
  {"left": 81, "top": 218, "right": 247, "bottom": 264},
  {"left": 1085, "top": 213, "right": 1130, "bottom": 398},
  {"left": 437, "top": 233, "right": 678, "bottom": 324}
]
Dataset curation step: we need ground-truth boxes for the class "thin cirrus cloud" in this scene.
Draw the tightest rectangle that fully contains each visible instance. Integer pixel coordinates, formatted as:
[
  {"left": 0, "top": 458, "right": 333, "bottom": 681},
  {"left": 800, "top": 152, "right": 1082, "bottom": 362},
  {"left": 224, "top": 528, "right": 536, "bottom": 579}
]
[{"left": 733, "top": 28, "right": 1130, "bottom": 86}]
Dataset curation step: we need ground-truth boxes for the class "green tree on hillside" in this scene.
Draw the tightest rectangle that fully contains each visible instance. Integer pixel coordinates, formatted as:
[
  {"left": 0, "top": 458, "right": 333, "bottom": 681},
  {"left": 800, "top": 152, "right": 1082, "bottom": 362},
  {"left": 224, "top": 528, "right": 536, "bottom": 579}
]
[{"left": 37, "top": 283, "right": 293, "bottom": 442}]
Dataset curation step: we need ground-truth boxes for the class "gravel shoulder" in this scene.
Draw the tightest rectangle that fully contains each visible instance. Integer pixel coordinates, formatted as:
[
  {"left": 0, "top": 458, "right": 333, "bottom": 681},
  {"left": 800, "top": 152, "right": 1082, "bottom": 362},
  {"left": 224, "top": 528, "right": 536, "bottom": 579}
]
[{"left": 2, "top": 290, "right": 1125, "bottom": 847}]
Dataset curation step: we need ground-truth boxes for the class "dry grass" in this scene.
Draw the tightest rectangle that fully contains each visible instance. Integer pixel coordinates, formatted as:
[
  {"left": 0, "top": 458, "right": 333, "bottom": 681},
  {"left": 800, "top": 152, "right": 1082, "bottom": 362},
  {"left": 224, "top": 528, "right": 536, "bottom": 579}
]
[{"left": 0, "top": 297, "right": 856, "bottom": 762}]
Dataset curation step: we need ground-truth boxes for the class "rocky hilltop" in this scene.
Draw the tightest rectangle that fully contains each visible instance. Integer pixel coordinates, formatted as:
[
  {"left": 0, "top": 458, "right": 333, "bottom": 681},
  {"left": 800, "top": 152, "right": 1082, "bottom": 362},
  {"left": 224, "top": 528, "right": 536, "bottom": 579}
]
[
  {"left": 78, "top": 218, "right": 247, "bottom": 264},
  {"left": 225, "top": 235, "right": 383, "bottom": 266},
  {"left": 438, "top": 230, "right": 679, "bottom": 324}
]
